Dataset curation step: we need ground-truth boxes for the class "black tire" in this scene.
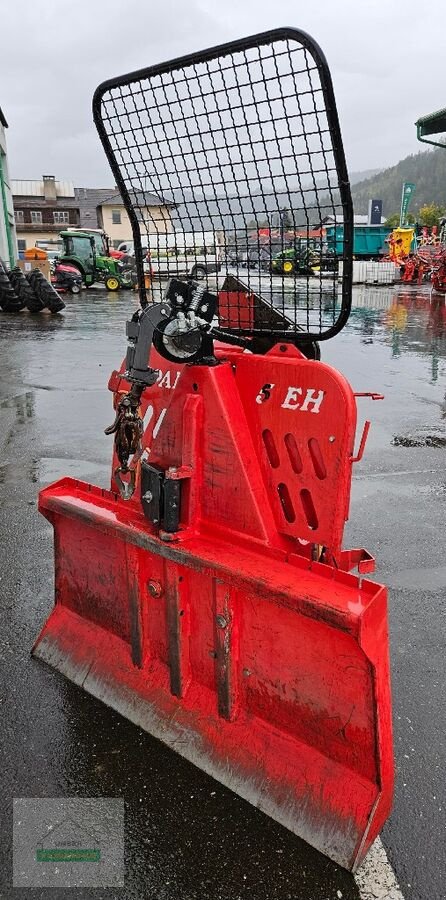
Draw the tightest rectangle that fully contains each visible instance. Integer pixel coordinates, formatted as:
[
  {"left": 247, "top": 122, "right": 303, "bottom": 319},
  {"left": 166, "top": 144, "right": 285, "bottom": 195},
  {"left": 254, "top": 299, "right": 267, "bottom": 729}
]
[
  {"left": 0, "top": 261, "right": 22, "bottom": 312},
  {"left": 8, "top": 267, "right": 36, "bottom": 311},
  {"left": 70, "top": 283, "right": 81, "bottom": 294},
  {"left": 190, "top": 265, "right": 207, "bottom": 281},
  {"left": 25, "top": 270, "right": 47, "bottom": 311},
  {"left": 27, "top": 269, "right": 65, "bottom": 312}
]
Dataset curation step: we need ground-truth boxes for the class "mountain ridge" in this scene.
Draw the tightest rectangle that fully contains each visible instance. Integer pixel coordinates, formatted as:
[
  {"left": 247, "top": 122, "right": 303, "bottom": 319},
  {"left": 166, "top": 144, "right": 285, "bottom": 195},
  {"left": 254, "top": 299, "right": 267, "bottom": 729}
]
[
  {"left": 164, "top": 149, "right": 446, "bottom": 231},
  {"left": 350, "top": 146, "right": 446, "bottom": 217}
]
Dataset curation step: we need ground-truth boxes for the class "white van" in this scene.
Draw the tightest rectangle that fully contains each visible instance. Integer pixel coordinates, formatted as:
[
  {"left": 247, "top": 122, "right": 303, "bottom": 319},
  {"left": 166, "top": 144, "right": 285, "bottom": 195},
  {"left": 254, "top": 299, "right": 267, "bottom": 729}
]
[{"left": 119, "top": 232, "right": 222, "bottom": 280}]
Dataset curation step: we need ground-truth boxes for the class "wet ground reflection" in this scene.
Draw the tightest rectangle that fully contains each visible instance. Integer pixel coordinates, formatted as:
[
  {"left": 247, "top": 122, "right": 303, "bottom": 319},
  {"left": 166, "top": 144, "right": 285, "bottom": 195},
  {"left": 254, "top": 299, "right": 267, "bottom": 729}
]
[
  {"left": 346, "top": 286, "right": 446, "bottom": 383},
  {"left": 0, "top": 282, "right": 443, "bottom": 374},
  {"left": 0, "top": 281, "right": 445, "bottom": 899}
]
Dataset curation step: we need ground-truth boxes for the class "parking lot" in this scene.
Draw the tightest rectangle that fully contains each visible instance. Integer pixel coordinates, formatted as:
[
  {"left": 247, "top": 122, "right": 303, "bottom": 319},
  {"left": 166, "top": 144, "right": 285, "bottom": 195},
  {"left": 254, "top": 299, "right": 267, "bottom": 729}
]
[{"left": 0, "top": 282, "right": 445, "bottom": 900}]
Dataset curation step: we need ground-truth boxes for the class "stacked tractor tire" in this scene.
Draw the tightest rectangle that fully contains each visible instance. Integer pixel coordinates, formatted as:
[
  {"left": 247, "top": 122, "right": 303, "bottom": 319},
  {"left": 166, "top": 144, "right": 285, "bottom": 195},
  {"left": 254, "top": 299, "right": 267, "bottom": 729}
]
[{"left": 0, "top": 261, "right": 65, "bottom": 314}]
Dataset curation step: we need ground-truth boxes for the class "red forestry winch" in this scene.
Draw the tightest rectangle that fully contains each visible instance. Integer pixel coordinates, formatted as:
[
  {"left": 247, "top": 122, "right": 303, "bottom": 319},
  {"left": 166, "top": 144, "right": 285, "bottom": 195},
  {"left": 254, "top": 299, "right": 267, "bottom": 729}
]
[{"left": 33, "top": 27, "right": 394, "bottom": 871}]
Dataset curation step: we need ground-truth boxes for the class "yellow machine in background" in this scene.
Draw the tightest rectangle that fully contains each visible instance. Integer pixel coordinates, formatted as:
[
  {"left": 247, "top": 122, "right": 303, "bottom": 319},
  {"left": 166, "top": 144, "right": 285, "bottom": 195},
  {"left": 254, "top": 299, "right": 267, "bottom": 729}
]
[{"left": 388, "top": 227, "right": 415, "bottom": 263}]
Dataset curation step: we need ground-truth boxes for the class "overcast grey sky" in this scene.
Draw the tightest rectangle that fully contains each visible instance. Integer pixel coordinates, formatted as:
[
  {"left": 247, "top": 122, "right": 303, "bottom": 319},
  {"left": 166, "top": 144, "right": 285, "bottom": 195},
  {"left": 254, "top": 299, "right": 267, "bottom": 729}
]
[{"left": 2, "top": 0, "right": 445, "bottom": 186}]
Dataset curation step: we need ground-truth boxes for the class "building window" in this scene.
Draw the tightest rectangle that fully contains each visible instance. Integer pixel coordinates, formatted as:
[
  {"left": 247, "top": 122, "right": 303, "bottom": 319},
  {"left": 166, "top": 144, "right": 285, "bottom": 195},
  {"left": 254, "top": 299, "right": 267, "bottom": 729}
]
[
  {"left": 30, "top": 211, "right": 42, "bottom": 224},
  {"left": 53, "top": 211, "right": 70, "bottom": 224},
  {"left": 15, "top": 210, "right": 24, "bottom": 223},
  {"left": 17, "top": 239, "right": 26, "bottom": 252},
  {"left": 112, "top": 209, "right": 121, "bottom": 225}
]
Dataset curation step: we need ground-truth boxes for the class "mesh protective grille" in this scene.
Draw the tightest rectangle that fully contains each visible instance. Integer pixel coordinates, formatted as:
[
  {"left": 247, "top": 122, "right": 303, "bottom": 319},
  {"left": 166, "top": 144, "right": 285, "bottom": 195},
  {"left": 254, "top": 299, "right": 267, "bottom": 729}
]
[{"left": 94, "top": 28, "right": 352, "bottom": 341}]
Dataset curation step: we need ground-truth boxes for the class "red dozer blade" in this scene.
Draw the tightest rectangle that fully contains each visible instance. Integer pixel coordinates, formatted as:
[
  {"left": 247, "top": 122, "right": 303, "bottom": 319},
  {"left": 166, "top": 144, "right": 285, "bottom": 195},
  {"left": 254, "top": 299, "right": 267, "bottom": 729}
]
[{"left": 33, "top": 28, "right": 393, "bottom": 871}]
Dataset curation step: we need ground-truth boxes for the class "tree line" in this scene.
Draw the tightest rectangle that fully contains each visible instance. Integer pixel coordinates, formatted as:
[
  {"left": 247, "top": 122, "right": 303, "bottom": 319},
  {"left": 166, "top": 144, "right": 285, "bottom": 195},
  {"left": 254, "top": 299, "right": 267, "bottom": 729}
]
[{"left": 350, "top": 145, "right": 446, "bottom": 225}]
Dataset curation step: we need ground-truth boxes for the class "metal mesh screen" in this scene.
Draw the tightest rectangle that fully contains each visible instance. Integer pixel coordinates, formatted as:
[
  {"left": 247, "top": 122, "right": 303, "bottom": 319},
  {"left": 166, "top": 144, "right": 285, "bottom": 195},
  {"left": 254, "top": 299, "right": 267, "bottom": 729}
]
[{"left": 94, "top": 27, "right": 352, "bottom": 341}]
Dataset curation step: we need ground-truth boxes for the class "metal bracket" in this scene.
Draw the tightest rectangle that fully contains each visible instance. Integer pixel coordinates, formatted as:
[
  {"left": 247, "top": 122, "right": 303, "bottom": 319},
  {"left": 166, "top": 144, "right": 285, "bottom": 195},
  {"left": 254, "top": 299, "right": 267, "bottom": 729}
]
[
  {"left": 354, "top": 392, "right": 385, "bottom": 401},
  {"left": 336, "top": 547, "right": 376, "bottom": 575},
  {"left": 351, "top": 392, "right": 384, "bottom": 464},
  {"left": 140, "top": 461, "right": 188, "bottom": 533},
  {"left": 351, "top": 421, "right": 371, "bottom": 464},
  {"left": 125, "top": 301, "right": 171, "bottom": 386}
]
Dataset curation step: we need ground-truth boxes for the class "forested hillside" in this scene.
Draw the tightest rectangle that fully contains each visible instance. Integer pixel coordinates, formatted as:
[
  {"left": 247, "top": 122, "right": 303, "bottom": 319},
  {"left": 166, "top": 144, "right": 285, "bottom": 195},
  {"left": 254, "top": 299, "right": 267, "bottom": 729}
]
[{"left": 351, "top": 146, "right": 446, "bottom": 217}]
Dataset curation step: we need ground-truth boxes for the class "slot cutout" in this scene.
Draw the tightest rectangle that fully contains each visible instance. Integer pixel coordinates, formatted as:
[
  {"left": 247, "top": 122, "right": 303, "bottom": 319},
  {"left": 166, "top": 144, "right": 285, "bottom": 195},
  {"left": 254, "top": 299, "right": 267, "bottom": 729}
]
[
  {"left": 300, "top": 489, "right": 318, "bottom": 530},
  {"left": 262, "top": 429, "right": 280, "bottom": 468},
  {"left": 308, "top": 438, "right": 327, "bottom": 480},
  {"left": 284, "top": 433, "right": 303, "bottom": 474},
  {"left": 278, "top": 483, "right": 295, "bottom": 523}
]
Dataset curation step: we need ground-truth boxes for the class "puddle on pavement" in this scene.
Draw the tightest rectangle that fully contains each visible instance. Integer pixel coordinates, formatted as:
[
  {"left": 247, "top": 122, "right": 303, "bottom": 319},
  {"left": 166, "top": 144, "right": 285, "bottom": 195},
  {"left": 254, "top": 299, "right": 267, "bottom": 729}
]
[
  {"left": 0, "top": 391, "right": 35, "bottom": 423},
  {"left": 1, "top": 279, "right": 445, "bottom": 373},
  {"left": 37, "top": 457, "right": 110, "bottom": 485},
  {"left": 0, "top": 457, "right": 109, "bottom": 489},
  {"left": 1, "top": 282, "right": 445, "bottom": 464},
  {"left": 1, "top": 281, "right": 444, "bottom": 900},
  {"left": 345, "top": 285, "right": 446, "bottom": 377}
]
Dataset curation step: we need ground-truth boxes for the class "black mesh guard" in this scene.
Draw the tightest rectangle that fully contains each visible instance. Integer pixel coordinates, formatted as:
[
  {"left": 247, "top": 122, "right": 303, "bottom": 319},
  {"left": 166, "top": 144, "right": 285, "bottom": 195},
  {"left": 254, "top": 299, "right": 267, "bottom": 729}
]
[{"left": 93, "top": 27, "right": 353, "bottom": 341}]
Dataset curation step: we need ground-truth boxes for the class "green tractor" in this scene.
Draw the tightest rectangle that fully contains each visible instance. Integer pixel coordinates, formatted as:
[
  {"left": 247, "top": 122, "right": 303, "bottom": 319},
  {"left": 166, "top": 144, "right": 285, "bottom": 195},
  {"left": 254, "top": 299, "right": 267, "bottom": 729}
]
[
  {"left": 271, "top": 245, "right": 317, "bottom": 276},
  {"left": 59, "top": 229, "right": 134, "bottom": 291},
  {"left": 271, "top": 242, "right": 337, "bottom": 276}
]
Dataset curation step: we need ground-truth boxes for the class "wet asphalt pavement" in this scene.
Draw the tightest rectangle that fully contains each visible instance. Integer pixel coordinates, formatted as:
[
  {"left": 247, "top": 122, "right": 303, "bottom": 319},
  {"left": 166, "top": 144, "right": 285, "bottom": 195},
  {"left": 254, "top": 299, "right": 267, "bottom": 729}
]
[{"left": 0, "top": 283, "right": 445, "bottom": 900}]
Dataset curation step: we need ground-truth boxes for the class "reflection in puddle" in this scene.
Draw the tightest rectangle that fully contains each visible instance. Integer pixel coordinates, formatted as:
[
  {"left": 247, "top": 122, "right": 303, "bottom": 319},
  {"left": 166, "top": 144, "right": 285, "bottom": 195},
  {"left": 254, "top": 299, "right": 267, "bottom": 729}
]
[
  {"left": 0, "top": 391, "right": 35, "bottom": 423},
  {"left": 346, "top": 285, "right": 446, "bottom": 383}
]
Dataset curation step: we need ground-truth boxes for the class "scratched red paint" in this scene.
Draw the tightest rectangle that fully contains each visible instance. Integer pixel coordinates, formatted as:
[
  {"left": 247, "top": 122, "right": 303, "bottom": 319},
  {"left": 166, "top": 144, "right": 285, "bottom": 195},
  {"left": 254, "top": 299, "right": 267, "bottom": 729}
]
[{"left": 34, "top": 343, "right": 393, "bottom": 872}]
